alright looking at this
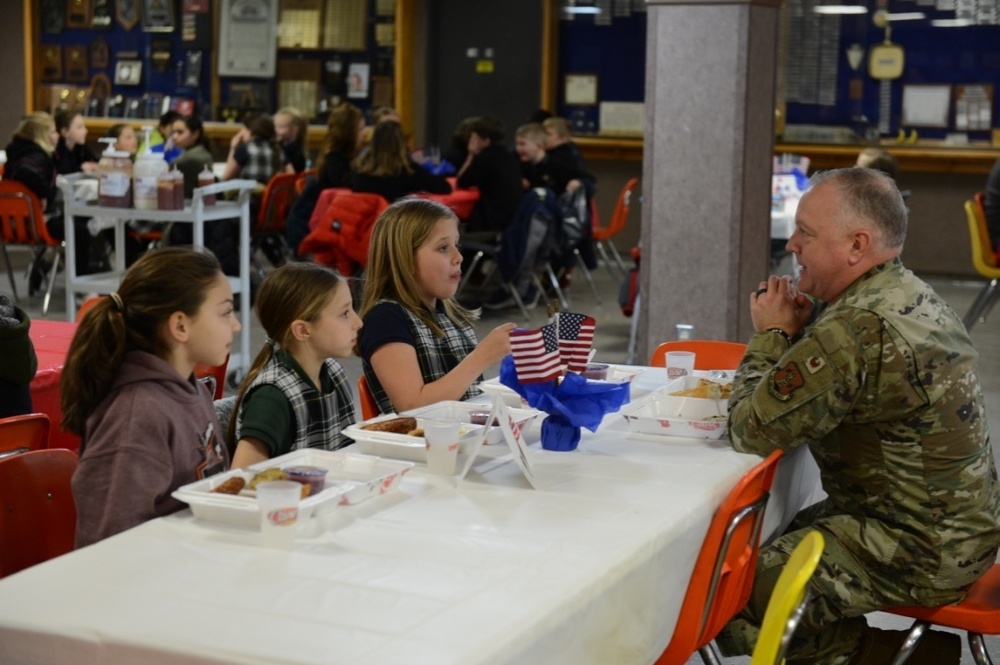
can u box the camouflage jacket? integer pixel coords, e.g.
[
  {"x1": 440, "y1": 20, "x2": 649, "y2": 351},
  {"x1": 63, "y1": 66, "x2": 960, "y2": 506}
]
[{"x1": 728, "y1": 258, "x2": 1000, "y2": 593}]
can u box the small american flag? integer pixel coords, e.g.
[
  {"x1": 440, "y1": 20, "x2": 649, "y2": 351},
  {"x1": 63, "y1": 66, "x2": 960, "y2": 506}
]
[
  {"x1": 510, "y1": 323, "x2": 562, "y2": 383},
  {"x1": 557, "y1": 312, "x2": 596, "y2": 372}
]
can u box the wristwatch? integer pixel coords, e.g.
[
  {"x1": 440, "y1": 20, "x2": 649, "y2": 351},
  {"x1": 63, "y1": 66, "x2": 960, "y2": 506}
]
[{"x1": 765, "y1": 328, "x2": 792, "y2": 347}]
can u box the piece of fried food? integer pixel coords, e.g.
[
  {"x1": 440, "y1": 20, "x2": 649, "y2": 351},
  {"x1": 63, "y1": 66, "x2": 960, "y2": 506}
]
[
  {"x1": 211, "y1": 476, "x2": 246, "y2": 495},
  {"x1": 360, "y1": 416, "x2": 418, "y2": 435},
  {"x1": 407, "y1": 427, "x2": 425, "y2": 437},
  {"x1": 248, "y1": 467, "x2": 287, "y2": 490},
  {"x1": 670, "y1": 379, "x2": 732, "y2": 399}
]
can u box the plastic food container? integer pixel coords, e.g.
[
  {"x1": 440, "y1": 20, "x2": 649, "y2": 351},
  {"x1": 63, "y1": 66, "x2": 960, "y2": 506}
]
[
  {"x1": 172, "y1": 450, "x2": 413, "y2": 527},
  {"x1": 282, "y1": 465, "x2": 327, "y2": 496},
  {"x1": 621, "y1": 383, "x2": 731, "y2": 440}
]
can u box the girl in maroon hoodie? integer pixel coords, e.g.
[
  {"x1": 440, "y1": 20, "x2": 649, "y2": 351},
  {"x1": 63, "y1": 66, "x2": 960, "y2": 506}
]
[{"x1": 61, "y1": 248, "x2": 241, "y2": 548}]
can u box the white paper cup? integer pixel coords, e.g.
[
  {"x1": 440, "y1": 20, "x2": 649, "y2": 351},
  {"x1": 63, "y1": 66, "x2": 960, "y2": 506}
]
[
  {"x1": 665, "y1": 351, "x2": 696, "y2": 379},
  {"x1": 257, "y1": 480, "x2": 301, "y2": 548},
  {"x1": 423, "y1": 419, "x2": 460, "y2": 475}
]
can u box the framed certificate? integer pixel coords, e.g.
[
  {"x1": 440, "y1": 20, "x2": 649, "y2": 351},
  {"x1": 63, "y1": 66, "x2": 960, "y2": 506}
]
[
  {"x1": 141, "y1": 0, "x2": 175, "y2": 32},
  {"x1": 115, "y1": 59, "x2": 143, "y2": 85},
  {"x1": 565, "y1": 74, "x2": 599, "y2": 106},
  {"x1": 218, "y1": 0, "x2": 278, "y2": 77}
]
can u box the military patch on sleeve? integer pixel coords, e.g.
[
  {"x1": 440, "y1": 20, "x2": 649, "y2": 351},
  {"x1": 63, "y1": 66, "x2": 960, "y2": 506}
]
[
  {"x1": 773, "y1": 362, "x2": 805, "y2": 397},
  {"x1": 805, "y1": 356, "x2": 826, "y2": 374}
]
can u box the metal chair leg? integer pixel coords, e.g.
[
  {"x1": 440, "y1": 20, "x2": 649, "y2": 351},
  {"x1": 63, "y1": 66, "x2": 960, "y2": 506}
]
[
  {"x1": 544, "y1": 264, "x2": 569, "y2": 310},
  {"x1": 0, "y1": 240, "x2": 17, "y2": 301},
  {"x1": 608, "y1": 241, "x2": 629, "y2": 275},
  {"x1": 42, "y1": 250, "x2": 60, "y2": 317},
  {"x1": 573, "y1": 248, "x2": 602, "y2": 304},
  {"x1": 697, "y1": 641, "x2": 724, "y2": 665},
  {"x1": 889, "y1": 621, "x2": 929, "y2": 665},
  {"x1": 595, "y1": 240, "x2": 625, "y2": 281},
  {"x1": 627, "y1": 293, "x2": 640, "y2": 364},
  {"x1": 507, "y1": 283, "x2": 531, "y2": 320},
  {"x1": 457, "y1": 250, "x2": 484, "y2": 294},
  {"x1": 963, "y1": 279, "x2": 998, "y2": 331},
  {"x1": 968, "y1": 633, "x2": 994, "y2": 665}
]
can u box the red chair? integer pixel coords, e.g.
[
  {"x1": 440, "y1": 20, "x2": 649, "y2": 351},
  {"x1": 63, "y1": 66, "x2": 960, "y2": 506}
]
[
  {"x1": 252, "y1": 172, "x2": 300, "y2": 276},
  {"x1": 358, "y1": 375, "x2": 380, "y2": 421},
  {"x1": 0, "y1": 448, "x2": 78, "y2": 578},
  {"x1": 299, "y1": 192, "x2": 390, "y2": 276},
  {"x1": 650, "y1": 340, "x2": 748, "y2": 371},
  {"x1": 0, "y1": 413, "x2": 51, "y2": 458},
  {"x1": 886, "y1": 565, "x2": 1000, "y2": 665},
  {"x1": 294, "y1": 168, "x2": 316, "y2": 195},
  {"x1": 195, "y1": 354, "x2": 230, "y2": 401},
  {"x1": 656, "y1": 450, "x2": 784, "y2": 665},
  {"x1": 0, "y1": 179, "x2": 63, "y2": 313},
  {"x1": 591, "y1": 177, "x2": 638, "y2": 280}
]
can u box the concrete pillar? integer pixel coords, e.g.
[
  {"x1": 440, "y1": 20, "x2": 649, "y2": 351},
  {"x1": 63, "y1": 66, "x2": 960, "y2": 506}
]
[{"x1": 638, "y1": 0, "x2": 781, "y2": 362}]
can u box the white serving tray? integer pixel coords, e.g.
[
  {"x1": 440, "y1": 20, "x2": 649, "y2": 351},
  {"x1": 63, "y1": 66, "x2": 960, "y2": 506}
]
[
  {"x1": 172, "y1": 449, "x2": 414, "y2": 527},
  {"x1": 345, "y1": 405, "x2": 539, "y2": 462},
  {"x1": 621, "y1": 384, "x2": 730, "y2": 440}
]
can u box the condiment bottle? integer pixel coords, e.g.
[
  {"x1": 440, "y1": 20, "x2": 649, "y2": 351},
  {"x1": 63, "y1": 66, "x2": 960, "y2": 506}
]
[
  {"x1": 172, "y1": 167, "x2": 185, "y2": 210},
  {"x1": 198, "y1": 165, "x2": 215, "y2": 206},
  {"x1": 133, "y1": 126, "x2": 167, "y2": 210},
  {"x1": 97, "y1": 137, "x2": 133, "y2": 208},
  {"x1": 157, "y1": 169, "x2": 175, "y2": 210}
]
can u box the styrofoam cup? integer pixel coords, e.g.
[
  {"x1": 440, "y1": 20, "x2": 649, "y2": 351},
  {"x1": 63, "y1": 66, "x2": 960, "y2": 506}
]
[
  {"x1": 257, "y1": 480, "x2": 300, "y2": 548},
  {"x1": 423, "y1": 420, "x2": 460, "y2": 475},
  {"x1": 665, "y1": 351, "x2": 696, "y2": 379}
]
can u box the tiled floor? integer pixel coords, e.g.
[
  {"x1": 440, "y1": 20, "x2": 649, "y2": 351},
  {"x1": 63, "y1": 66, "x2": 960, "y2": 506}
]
[{"x1": 6, "y1": 246, "x2": 999, "y2": 663}]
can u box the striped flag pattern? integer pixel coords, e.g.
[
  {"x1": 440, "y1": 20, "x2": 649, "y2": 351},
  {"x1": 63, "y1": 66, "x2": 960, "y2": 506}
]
[
  {"x1": 509, "y1": 323, "x2": 562, "y2": 383},
  {"x1": 557, "y1": 312, "x2": 596, "y2": 372}
]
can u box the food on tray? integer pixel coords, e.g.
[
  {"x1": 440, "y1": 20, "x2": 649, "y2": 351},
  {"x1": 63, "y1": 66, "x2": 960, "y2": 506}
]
[
  {"x1": 360, "y1": 416, "x2": 418, "y2": 435},
  {"x1": 580, "y1": 363, "x2": 610, "y2": 380},
  {"x1": 469, "y1": 410, "x2": 499, "y2": 426},
  {"x1": 283, "y1": 465, "x2": 327, "y2": 496},
  {"x1": 408, "y1": 427, "x2": 424, "y2": 437},
  {"x1": 248, "y1": 467, "x2": 287, "y2": 489},
  {"x1": 211, "y1": 476, "x2": 246, "y2": 495},
  {"x1": 670, "y1": 379, "x2": 732, "y2": 400},
  {"x1": 701, "y1": 415, "x2": 727, "y2": 422}
]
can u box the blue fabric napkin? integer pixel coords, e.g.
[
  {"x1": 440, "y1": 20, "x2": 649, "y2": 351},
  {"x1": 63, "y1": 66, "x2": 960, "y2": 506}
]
[{"x1": 499, "y1": 356, "x2": 631, "y2": 451}]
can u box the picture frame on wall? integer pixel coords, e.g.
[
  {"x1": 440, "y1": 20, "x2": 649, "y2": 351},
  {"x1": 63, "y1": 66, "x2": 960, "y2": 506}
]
[
  {"x1": 114, "y1": 59, "x2": 143, "y2": 86},
  {"x1": 67, "y1": 0, "x2": 92, "y2": 29},
  {"x1": 66, "y1": 46, "x2": 89, "y2": 82},
  {"x1": 116, "y1": 0, "x2": 140, "y2": 30},
  {"x1": 565, "y1": 73, "x2": 599, "y2": 106},
  {"x1": 141, "y1": 0, "x2": 175, "y2": 32},
  {"x1": 90, "y1": 37, "x2": 110, "y2": 69}
]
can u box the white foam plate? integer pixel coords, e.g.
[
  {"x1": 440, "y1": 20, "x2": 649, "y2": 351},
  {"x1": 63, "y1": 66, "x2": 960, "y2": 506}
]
[{"x1": 172, "y1": 449, "x2": 413, "y2": 527}]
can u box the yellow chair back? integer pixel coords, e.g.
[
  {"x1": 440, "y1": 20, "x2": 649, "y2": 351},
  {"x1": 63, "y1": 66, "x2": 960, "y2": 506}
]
[
  {"x1": 966, "y1": 197, "x2": 1000, "y2": 276},
  {"x1": 749, "y1": 530, "x2": 825, "y2": 665}
]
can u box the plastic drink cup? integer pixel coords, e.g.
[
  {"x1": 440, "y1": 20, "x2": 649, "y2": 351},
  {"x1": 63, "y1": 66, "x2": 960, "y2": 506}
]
[
  {"x1": 666, "y1": 351, "x2": 696, "y2": 379},
  {"x1": 257, "y1": 480, "x2": 301, "y2": 548},
  {"x1": 423, "y1": 420, "x2": 460, "y2": 475}
]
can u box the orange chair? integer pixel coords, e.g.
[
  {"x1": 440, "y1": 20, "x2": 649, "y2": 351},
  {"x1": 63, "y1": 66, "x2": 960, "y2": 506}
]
[
  {"x1": 358, "y1": 375, "x2": 380, "y2": 420},
  {"x1": 591, "y1": 177, "x2": 638, "y2": 280},
  {"x1": 0, "y1": 413, "x2": 51, "y2": 457},
  {"x1": 886, "y1": 565, "x2": 1000, "y2": 665},
  {"x1": 0, "y1": 448, "x2": 78, "y2": 578},
  {"x1": 294, "y1": 168, "x2": 316, "y2": 195},
  {"x1": 195, "y1": 354, "x2": 230, "y2": 401},
  {"x1": 0, "y1": 179, "x2": 63, "y2": 313},
  {"x1": 655, "y1": 450, "x2": 784, "y2": 665},
  {"x1": 962, "y1": 194, "x2": 1000, "y2": 332},
  {"x1": 650, "y1": 340, "x2": 748, "y2": 371},
  {"x1": 252, "y1": 172, "x2": 299, "y2": 276}
]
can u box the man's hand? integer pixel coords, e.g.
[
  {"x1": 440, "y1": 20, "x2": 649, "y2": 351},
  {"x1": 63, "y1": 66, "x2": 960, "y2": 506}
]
[{"x1": 750, "y1": 275, "x2": 813, "y2": 338}]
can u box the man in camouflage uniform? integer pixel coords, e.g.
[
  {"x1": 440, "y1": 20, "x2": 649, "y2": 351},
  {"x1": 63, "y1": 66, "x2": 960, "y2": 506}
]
[{"x1": 716, "y1": 167, "x2": 1000, "y2": 664}]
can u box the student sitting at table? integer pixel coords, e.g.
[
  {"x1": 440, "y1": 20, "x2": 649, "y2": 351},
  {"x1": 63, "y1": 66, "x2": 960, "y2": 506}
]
[
  {"x1": 53, "y1": 110, "x2": 98, "y2": 175},
  {"x1": 358, "y1": 198, "x2": 514, "y2": 413},
  {"x1": 104, "y1": 123, "x2": 138, "y2": 157},
  {"x1": 227, "y1": 263, "x2": 360, "y2": 468},
  {"x1": 284, "y1": 102, "x2": 366, "y2": 257},
  {"x1": 274, "y1": 106, "x2": 308, "y2": 174},
  {"x1": 349, "y1": 121, "x2": 451, "y2": 203},
  {"x1": 0, "y1": 295, "x2": 37, "y2": 419},
  {"x1": 221, "y1": 113, "x2": 283, "y2": 186},
  {"x1": 138, "y1": 110, "x2": 183, "y2": 164},
  {"x1": 515, "y1": 122, "x2": 592, "y2": 198},
  {"x1": 455, "y1": 115, "x2": 523, "y2": 236},
  {"x1": 170, "y1": 114, "x2": 214, "y2": 197},
  {"x1": 542, "y1": 116, "x2": 586, "y2": 173},
  {"x1": 62, "y1": 248, "x2": 237, "y2": 548},
  {"x1": 4, "y1": 111, "x2": 101, "y2": 285}
]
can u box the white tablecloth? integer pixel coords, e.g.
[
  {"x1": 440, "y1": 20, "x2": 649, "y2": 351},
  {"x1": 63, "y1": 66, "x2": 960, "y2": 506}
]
[{"x1": 0, "y1": 370, "x2": 819, "y2": 665}]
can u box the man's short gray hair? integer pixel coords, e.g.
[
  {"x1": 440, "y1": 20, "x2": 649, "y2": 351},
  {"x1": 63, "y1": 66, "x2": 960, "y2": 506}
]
[{"x1": 808, "y1": 167, "x2": 907, "y2": 249}]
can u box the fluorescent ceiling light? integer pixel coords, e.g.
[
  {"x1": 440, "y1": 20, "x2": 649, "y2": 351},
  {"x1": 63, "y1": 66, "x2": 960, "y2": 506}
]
[
  {"x1": 813, "y1": 5, "x2": 869, "y2": 14},
  {"x1": 563, "y1": 6, "x2": 601, "y2": 13},
  {"x1": 931, "y1": 18, "x2": 974, "y2": 26},
  {"x1": 887, "y1": 12, "x2": 926, "y2": 20}
]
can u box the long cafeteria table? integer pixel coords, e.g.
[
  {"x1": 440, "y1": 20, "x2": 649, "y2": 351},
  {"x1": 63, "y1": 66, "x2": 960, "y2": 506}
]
[{"x1": 0, "y1": 367, "x2": 819, "y2": 664}]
